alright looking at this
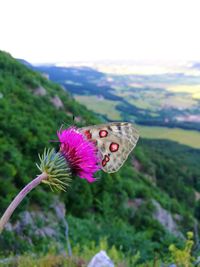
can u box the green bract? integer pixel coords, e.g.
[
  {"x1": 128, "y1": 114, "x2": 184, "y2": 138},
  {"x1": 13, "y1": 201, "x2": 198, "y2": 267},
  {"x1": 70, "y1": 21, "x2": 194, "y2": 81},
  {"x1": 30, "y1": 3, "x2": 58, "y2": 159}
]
[{"x1": 36, "y1": 148, "x2": 71, "y2": 191}]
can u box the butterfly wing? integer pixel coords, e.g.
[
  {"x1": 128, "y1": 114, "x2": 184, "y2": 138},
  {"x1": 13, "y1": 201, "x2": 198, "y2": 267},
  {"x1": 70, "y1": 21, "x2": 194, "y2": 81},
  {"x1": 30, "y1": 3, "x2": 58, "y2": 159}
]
[{"x1": 79, "y1": 122, "x2": 139, "y2": 173}]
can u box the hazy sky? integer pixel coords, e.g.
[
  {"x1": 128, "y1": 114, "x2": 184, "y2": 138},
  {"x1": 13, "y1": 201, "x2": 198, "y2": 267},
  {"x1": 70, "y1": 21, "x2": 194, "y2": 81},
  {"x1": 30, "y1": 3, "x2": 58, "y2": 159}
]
[{"x1": 1, "y1": 0, "x2": 200, "y2": 63}]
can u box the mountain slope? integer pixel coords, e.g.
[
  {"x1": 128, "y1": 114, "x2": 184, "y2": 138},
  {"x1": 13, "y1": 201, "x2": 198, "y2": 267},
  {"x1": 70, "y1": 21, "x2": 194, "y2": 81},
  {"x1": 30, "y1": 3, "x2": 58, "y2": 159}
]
[
  {"x1": 0, "y1": 51, "x2": 99, "y2": 213},
  {"x1": 1, "y1": 51, "x2": 200, "y2": 264}
]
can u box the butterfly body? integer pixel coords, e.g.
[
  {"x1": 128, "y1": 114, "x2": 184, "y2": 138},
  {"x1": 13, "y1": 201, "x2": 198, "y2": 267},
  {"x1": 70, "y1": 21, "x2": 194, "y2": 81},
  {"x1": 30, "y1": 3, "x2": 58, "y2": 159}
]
[{"x1": 79, "y1": 122, "x2": 139, "y2": 173}]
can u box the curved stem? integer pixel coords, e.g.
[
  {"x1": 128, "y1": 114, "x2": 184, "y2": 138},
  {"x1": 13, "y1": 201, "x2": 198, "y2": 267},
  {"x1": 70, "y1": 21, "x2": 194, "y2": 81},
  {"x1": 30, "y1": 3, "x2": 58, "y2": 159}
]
[{"x1": 0, "y1": 172, "x2": 48, "y2": 233}]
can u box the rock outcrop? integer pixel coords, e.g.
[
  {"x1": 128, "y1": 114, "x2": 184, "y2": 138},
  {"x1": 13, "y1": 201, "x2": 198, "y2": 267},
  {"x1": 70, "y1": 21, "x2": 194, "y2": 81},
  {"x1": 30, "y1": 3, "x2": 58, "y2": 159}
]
[
  {"x1": 3, "y1": 199, "x2": 71, "y2": 254},
  {"x1": 50, "y1": 95, "x2": 64, "y2": 109},
  {"x1": 152, "y1": 200, "x2": 184, "y2": 238},
  {"x1": 33, "y1": 86, "x2": 47, "y2": 96},
  {"x1": 88, "y1": 250, "x2": 114, "y2": 267}
]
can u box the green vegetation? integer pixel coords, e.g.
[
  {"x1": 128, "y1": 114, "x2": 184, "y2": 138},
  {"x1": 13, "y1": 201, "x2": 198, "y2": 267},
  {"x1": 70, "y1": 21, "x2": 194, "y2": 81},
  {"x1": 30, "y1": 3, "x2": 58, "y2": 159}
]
[
  {"x1": 169, "y1": 232, "x2": 195, "y2": 267},
  {"x1": 1, "y1": 51, "x2": 200, "y2": 266},
  {"x1": 0, "y1": 233, "x2": 197, "y2": 266}
]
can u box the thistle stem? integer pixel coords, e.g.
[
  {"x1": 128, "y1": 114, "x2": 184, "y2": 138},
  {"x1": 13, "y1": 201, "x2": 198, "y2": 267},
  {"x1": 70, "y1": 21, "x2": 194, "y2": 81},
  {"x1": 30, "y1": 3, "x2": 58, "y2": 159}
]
[{"x1": 0, "y1": 172, "x2": 48, "y2": 233}]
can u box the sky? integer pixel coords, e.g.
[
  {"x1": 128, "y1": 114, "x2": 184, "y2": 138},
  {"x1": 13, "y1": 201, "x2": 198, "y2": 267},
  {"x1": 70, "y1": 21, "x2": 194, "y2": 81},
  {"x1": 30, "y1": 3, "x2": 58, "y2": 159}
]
[{"x1": 1, "y1": 0, "x2": 200, "y2": 64}]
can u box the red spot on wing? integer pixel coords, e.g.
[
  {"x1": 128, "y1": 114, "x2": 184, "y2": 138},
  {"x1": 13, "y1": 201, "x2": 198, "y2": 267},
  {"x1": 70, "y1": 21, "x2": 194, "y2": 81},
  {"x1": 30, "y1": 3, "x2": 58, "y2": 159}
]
[
  {"x1": 84, "y1": 130, "x2": 92, "y2": 139},
  {"x1": 102, "y1": 155, "x2": 110, "y2": 167},
  {"x1": 109, "y1": 142, "x2": 119, "y2": 152},
  {"x1": 104, "y1": 155, "x2": 110, "y2": 162},
  {"x1": 102, "y1": 159, "x2": 107, "y2": 167},
  {"x1": 99, "y1": 130, "x2": 108, "y2": 138}
]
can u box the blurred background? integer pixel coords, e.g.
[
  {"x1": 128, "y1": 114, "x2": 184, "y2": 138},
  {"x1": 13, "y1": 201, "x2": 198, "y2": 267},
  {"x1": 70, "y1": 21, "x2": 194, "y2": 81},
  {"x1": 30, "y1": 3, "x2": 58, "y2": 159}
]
[{"x1": 1, "y1": 0, "x2": 200, "y2": 266}]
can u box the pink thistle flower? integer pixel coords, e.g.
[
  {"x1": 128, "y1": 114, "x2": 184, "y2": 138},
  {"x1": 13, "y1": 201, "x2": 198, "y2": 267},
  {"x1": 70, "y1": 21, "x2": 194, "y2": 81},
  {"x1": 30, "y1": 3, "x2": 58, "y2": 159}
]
[{"x1": 57, "y1": 127, "x2": 100, "y2": 183}]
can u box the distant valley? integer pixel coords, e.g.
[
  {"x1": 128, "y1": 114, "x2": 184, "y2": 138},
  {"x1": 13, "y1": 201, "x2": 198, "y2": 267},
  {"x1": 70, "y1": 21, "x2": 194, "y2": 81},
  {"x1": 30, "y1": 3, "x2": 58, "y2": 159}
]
[{"x1": 25, "y1": 60, "x2": 200, "y2": 148}]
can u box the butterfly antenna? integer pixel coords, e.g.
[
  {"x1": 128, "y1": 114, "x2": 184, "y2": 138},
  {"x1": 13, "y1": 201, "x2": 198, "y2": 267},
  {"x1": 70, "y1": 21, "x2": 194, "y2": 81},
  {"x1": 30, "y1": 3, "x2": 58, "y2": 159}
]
[
  {"x1": 59, "y1": 123, "x2": 65, "y2": 132},
  {"x1": 72, "y1": 115, "x2": 77, "y2": 127},
  {"x1": 60, "y1": 121, "x2": 71, "y2": 130},
  {"x1": 60, "y1": 114, "x2": 76, "y2": 130}
]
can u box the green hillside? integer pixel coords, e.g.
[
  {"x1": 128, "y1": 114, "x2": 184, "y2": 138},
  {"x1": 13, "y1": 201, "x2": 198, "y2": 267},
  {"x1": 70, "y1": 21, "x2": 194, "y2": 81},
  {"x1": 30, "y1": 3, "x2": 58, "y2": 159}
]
[{"x1": 1, "y1": 51, "x2": 200, "y2": 266}]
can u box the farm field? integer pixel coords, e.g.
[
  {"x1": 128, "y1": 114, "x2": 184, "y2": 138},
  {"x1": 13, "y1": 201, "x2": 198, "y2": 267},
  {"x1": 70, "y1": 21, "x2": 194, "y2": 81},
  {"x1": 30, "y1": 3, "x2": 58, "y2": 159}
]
[
  {"x1": 74, "y1": 95, "x2": 122, "y2": 120},
  {"x1": 34, "y1": 63, "x2": 200, "y2": 131},
  {"x1": 137, "y1": 124, "x2": 200, "y2": 149},
  {"x1": 167, "y1": 84, "x2": 200, "y2": 99},
  {"x1": 74, "y1": 95, "x2": 200, "y2": 148}
]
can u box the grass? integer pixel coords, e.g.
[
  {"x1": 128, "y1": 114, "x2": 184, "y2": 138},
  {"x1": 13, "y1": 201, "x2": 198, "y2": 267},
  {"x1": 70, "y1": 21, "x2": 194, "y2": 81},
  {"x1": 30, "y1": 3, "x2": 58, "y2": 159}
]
[
  {"x1": 74, "y1": 95, "x2": 122, "y2": 120},
  {"x1": 136, "y1": 124, "x2": 200, "y2": 149}
]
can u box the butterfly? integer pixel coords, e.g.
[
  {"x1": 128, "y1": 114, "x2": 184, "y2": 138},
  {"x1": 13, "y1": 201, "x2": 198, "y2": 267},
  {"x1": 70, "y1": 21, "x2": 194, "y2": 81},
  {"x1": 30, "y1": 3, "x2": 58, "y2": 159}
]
[{"x1": 79, "y1": 122, "x2": 139, "y2": 173}]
